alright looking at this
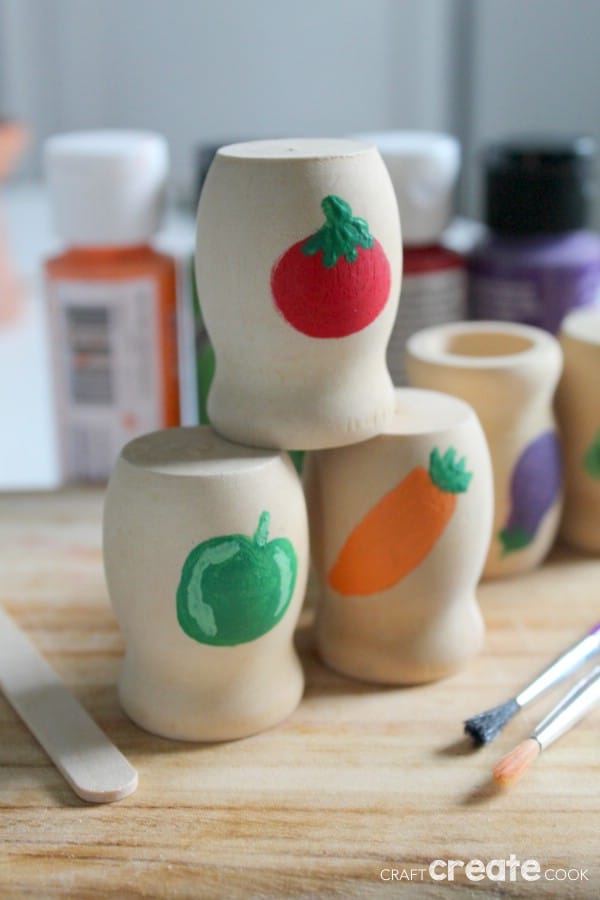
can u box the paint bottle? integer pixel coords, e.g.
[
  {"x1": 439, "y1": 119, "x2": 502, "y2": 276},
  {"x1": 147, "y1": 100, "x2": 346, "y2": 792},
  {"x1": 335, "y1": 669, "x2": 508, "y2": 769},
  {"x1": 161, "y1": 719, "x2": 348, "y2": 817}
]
[
  {"x1": 469, "y1": 136, "x2": 600, "y2": 334},
  {"x1": 0, "y1": 120, "x2": 28, "y2": 324},
  {"x1": 353, "y1": 131, "x2": 466, "y2": 384},
  {"x1": 44, "y1": 131, "x2": 180, "y2": 482}
]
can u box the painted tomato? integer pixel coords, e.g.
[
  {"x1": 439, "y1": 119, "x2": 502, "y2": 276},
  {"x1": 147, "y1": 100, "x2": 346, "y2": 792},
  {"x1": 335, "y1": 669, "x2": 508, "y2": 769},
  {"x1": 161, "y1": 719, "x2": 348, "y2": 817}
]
[{"x1": 270, "y1": 194, "x2": 391, "y2": 339}]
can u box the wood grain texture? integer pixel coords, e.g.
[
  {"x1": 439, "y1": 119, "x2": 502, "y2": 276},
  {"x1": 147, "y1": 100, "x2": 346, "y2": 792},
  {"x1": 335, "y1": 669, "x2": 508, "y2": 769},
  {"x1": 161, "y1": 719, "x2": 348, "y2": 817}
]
[{"x1": 0, "y1": 489, "x2": 598, "y2": 899}]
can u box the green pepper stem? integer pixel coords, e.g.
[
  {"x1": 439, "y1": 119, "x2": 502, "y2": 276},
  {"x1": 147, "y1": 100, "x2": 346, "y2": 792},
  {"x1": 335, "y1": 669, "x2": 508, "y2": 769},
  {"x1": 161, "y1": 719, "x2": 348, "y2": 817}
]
[
  {"x1": 253, "y1": 511, "x2": 271, "y2": 547},
  {"x1": 302, "y1": 194, "x2": 374, "y2": 268}
]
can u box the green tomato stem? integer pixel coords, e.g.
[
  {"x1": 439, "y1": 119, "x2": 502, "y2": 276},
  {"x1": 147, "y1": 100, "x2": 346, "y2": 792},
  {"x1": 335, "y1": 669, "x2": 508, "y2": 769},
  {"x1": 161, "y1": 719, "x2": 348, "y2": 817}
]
[{"x1": 301, "y1": 194, "x2": 374, "y2": 268}]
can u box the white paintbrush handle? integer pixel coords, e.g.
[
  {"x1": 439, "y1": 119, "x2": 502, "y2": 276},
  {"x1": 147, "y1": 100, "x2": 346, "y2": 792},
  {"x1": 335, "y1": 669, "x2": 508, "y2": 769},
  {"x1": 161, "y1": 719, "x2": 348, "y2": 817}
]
[
  {"x1": 0, "y1": 605, "x2": 138, "y2": 803},
  {"x1": 534, "y1": 665, "x2": 600, "y2": 750},
  {"x1": 516, "y1": 628, "x2": 600, "y2": 707}
]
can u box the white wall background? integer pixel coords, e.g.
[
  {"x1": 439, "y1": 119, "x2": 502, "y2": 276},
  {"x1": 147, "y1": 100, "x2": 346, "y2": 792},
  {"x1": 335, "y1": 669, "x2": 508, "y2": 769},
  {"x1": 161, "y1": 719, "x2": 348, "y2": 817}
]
[{"x1": 1, "y1": 0, "x2": 600, "y2": 219}]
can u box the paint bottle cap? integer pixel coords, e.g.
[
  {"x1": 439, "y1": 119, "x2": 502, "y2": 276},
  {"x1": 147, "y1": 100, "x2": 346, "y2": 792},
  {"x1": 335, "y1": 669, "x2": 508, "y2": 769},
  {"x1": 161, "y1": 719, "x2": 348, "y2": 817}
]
[
  {"x1": 44, "y1": 130, "x2": 169, "y2": 246},
  {"x1": 484, "y1": 135, "x2": 596, "y2": 235},
  {"x1": 351, "y1": 131, "x2": 460, "y2": 245}
]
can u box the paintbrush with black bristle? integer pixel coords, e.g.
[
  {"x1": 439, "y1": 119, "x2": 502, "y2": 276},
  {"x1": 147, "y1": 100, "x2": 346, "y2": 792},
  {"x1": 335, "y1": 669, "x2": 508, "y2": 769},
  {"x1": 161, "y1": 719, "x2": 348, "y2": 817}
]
[{"x1": 464, "y1": 621, "x2": 600, "y2": 745}]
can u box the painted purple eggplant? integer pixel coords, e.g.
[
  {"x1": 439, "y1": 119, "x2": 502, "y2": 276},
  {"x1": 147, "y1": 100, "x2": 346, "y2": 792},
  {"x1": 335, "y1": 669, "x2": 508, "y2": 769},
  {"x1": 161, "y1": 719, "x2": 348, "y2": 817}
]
[{"x1": 499, "y1": 431, "x2": 562, "y2": 554}]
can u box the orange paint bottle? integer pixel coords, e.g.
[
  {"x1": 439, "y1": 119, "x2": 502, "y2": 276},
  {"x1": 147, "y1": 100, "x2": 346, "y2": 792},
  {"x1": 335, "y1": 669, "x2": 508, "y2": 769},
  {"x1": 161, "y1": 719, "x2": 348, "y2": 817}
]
[{"x1": 44, "y1": 131, "x2": 179, "y2": 482}]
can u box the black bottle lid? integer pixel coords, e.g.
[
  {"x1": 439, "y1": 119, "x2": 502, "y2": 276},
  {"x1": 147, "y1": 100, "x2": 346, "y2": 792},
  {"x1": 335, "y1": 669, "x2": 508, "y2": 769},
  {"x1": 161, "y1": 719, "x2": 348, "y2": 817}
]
[{"x1": 484, "y1": 135, "x2": 596, "y2": 235}]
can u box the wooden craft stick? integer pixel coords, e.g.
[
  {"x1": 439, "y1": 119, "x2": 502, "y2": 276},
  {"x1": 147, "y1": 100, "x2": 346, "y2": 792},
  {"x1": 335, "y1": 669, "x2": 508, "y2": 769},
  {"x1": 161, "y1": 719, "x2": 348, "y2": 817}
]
[{"x1": 0, "y1": 605, "x2": 138, "y2": 803}]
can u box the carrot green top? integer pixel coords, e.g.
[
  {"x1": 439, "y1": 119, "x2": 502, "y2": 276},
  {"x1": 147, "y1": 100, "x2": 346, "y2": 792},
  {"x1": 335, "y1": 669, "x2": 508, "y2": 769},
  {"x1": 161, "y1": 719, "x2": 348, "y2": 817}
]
[
  {"x1": 302, "y1": 195, "x2": 374, "y2": 268},
  {"x1": 429, "y1": 447, "x2": 472, "y2": 493}
]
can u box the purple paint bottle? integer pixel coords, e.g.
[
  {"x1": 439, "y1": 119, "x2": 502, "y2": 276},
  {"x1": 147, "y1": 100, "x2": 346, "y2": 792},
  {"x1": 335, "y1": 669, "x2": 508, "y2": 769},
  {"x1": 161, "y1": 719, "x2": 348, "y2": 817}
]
[{"x1": 469, "y1": 136, "x2": 600, "y2": 334}]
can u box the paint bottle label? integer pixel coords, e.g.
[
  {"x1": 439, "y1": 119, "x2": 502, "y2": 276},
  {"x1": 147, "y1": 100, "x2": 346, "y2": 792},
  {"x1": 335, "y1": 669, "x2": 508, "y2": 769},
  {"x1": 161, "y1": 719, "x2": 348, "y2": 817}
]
[
  {"x1": 47, "y1": 277, "x2": 165, "y2": 481},
  {"x1": 469, "y1": 263, "x2": 600, "y2": 333},
  {"x1": 387, "y1": 267, "x2": 467, "y2": 385}
]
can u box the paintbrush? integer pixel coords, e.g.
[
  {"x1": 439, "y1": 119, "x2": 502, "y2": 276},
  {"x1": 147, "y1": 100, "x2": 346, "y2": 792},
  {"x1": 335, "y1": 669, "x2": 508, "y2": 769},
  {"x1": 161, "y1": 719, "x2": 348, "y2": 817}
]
[
  {"x1": 493, "y1": 664, "x2": 600, "y2": 786},
  {"x1": 464, "y1": 622, "x2": 600, "y2": 744}
]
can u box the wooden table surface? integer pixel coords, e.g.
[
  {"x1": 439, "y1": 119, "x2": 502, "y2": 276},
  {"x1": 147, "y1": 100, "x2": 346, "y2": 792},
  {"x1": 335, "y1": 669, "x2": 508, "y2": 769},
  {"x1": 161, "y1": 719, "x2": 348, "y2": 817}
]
[{"x1": 0, "y1": 489, "x2": 598, "y2": 899}]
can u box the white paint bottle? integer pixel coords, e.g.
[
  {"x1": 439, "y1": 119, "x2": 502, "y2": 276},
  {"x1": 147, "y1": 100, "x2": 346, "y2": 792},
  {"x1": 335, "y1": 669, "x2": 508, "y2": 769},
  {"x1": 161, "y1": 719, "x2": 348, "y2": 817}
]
[{"x1": 353, "y1": 131, "x2": 466, "y2": 385}]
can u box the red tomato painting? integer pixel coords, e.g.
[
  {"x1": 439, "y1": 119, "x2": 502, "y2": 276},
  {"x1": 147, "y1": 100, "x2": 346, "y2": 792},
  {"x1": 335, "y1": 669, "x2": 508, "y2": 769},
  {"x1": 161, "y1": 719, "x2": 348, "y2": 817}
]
[{"x1": 270, "y1": 195, "x2": 391, "y2": 339}]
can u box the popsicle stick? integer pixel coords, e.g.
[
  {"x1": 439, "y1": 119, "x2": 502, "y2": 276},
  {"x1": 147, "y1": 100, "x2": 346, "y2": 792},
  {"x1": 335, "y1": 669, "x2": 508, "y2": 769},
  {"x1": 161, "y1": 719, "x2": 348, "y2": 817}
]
[{"x1": 0, "y1": 605, "x2": 138, "y2": 803}]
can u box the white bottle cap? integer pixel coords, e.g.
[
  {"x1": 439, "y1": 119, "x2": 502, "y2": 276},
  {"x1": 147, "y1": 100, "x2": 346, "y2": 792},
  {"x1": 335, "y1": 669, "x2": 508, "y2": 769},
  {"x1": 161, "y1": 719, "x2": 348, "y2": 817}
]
[
  {"x1": 44, "y1": 130, "x2": 169, "y2": 246},
  {"x1": 352, "y1": 131, "x2": 460, "y2": 245}
]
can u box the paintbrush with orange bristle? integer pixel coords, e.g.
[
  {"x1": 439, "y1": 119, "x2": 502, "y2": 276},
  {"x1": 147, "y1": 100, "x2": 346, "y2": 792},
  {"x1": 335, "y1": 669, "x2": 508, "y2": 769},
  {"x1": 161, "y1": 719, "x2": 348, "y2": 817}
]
[{"x1": 493, "y1": 665, "x2": 600, "y2": 787}]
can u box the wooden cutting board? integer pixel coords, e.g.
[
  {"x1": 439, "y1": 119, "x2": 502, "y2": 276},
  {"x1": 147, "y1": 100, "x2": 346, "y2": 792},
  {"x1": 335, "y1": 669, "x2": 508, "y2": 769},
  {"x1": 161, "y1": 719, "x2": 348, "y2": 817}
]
[{"x1": 0, "y1": 489, "x2": 598, "y2": 898}]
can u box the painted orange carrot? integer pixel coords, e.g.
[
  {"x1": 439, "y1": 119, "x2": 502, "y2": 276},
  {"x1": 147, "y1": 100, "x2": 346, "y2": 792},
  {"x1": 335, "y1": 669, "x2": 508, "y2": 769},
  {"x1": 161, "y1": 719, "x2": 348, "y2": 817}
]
[{"x1": 328, "y1": 447, "x2": 472, "y2": 596}]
